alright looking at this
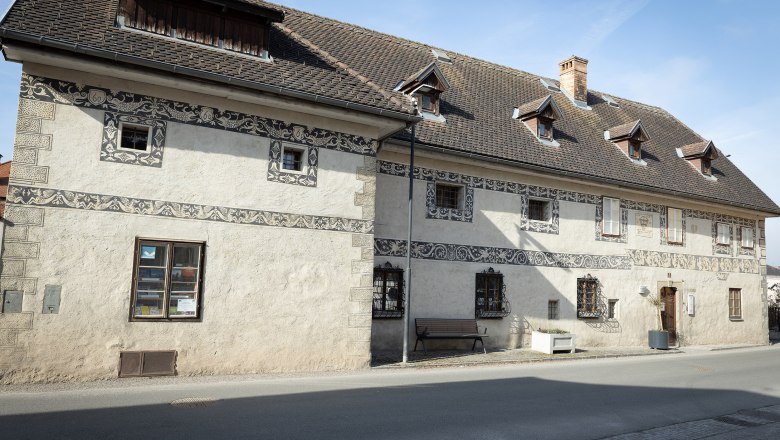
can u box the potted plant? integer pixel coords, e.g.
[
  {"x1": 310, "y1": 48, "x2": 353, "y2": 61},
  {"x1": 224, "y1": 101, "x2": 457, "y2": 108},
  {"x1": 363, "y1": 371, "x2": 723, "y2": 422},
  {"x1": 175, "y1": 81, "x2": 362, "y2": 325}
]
[
  {"x1": 531, "y1": 328, "x2": 576, "y2": 354},
  {"x1": 646, "y1": 293, "x2": 669, "y2": 349}
]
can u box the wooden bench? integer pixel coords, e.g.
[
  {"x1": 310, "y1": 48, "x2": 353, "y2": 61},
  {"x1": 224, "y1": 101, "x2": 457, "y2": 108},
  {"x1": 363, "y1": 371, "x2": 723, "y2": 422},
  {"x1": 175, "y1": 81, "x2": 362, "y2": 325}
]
[{"x1": 414, "y1": 318, "x2": 488, "y2": 354}]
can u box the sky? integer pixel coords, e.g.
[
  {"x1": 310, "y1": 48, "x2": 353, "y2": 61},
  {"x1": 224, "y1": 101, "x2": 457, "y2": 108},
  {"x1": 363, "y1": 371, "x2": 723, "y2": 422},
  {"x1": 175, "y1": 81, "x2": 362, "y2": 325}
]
[{"x1": 1, "y1": 0, "x2": 779, "y2": 264}]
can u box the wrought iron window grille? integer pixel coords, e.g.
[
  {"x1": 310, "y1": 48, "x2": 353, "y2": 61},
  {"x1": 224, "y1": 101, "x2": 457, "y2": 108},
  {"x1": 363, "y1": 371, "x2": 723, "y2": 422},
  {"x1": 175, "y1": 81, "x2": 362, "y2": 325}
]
[
  {"x1": 373, "y1": 262, "x2": 405, "y2": 319},
  {"x1": 577, "y1": 273, "x2": 601, "y2": 319},
  {"x1": 475, "y1": 267, "x2": 511, "y2": 319}
]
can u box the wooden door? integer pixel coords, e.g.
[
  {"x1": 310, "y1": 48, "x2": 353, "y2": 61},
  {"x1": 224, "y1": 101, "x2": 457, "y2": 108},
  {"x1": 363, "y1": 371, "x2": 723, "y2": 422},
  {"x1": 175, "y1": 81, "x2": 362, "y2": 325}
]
[{"x1": 661, "y1": 287, "x2": 677, "y2": 345}]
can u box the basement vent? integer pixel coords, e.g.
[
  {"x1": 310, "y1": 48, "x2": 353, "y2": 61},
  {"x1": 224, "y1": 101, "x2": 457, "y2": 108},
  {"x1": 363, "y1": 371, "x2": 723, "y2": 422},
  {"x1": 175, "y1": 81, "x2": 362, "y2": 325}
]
[
  {"x1": 431, "y1": 48, "x2": 452, "y2": 64},
  {"x1": 602, "y1": 94, "x2": 620, "y2": 108},
  {"x1": 539, "y1": 78, "x2": 560, "y2": 92},
  {"x1": 119, "y1": 350, "x2": 177, "y2": 377}
]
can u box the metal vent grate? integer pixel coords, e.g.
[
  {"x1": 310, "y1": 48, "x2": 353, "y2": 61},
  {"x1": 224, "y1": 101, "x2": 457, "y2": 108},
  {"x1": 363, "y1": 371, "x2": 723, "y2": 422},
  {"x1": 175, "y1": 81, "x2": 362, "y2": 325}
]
[{"x1": 119, "y1": 350, "x2": 177, "y2": 377}]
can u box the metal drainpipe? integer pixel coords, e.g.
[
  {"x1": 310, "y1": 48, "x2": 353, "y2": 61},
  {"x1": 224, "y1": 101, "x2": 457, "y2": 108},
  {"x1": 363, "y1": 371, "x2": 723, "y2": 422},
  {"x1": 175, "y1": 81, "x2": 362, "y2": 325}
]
[{"x1": 402, "y1": 124, "x2": 416, "y2": 364}]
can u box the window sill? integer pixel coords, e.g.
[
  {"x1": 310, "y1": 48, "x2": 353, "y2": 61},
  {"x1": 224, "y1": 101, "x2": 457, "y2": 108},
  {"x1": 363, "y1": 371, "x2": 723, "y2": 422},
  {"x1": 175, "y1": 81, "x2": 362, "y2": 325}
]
[
  {"x1": 130, "y1": 317, "x2": 202, "y2": 322},
  {"x1": 372, "y1": 312, "x2": 404, "y2": 319},
  {"x1": 729, "y1": 318, "x2": 744, "y2": 322}
]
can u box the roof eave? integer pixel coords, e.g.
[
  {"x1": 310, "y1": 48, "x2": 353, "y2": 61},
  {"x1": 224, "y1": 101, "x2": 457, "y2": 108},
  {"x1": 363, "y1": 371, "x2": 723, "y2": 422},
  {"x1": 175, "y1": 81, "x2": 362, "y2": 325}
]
[{"x1": 0, "y1": 29, "x2": 422, "y2": 123}]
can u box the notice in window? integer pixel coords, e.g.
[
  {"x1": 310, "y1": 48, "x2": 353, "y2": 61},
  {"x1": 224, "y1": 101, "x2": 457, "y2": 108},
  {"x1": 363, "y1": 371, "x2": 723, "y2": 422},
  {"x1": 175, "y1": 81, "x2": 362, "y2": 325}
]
[
  {"x1": 141, "y1": 246, "x2": 157, "y2": 259},
  {"x1": 636, "y1": 214, "x2": 652, "y2": 238},
  {"x1": 177, "y1": 299, "x2": 197, "y2": 313}
]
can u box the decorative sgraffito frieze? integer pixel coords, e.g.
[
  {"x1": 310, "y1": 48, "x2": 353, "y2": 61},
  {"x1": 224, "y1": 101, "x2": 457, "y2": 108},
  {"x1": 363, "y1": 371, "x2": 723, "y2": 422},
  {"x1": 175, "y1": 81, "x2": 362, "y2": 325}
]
[
  {"x1": 374, "y1": 238, "x2": 632, "y2": 270},
  {"x1": 20, "y1": 74, "x2": 377, "y2": 157},
  {"x1": 101, "y1": 113, "x2": 167, "y2": 167},
  {"x1": 7, "y1": 185, "x2": 373, "y2": 234},
  {"x1": 520, "y1": 194, "x2": 560, "y2": 234},
  {"x1": 737, "y1": 226, "x2": 757, "y2": 257},
  {"x1": 266, "y1": 140, "x2": 318, "y2": 187},
  {"x1": 712, "y1": 222, "x2": 733, "y2": 256},
  {"x1": 627, "y1": 249, "x2": 758, "y2": 274},
  {"x1": 425, "y1": 181, "x2": 474, "y2": 222}
]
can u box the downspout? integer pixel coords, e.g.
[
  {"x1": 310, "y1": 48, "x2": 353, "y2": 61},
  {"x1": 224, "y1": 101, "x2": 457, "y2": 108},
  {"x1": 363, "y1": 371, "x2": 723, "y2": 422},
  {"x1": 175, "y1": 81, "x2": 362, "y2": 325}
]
[{"x1": 402, "y1": 100, "x2": 420, "y2": 364}]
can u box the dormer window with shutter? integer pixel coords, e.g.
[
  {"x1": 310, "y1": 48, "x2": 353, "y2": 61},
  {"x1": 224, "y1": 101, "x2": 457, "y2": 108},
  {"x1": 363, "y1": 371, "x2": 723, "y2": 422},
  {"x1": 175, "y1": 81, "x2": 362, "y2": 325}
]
[
  {"x1": 397, "y1": 62, "x2": 450, "y2": 122},
  {"x1": 116, "y1": 0, "x2": 285, "y2": 58},
  {"x1": 678, "y1": 140, "x2": 720, "y2": 179},
  {"x1": 512, "y1": 95, "x2": 562, "y2": 147},
  {"x1": 605, "y1": 120, "x2": 649, "y2": 165}
]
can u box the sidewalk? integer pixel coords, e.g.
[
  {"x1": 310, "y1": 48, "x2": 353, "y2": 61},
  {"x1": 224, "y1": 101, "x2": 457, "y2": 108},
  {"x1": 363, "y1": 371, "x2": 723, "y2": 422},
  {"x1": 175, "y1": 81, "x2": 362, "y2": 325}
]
[{"x1": 372, "y1": 343, "x2": 765, "y2": 369}]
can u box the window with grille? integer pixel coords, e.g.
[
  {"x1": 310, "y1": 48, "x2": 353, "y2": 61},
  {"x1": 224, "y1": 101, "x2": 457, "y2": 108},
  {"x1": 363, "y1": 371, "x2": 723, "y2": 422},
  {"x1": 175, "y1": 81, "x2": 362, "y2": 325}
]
[
  {"x1": 577, "y1": 275, "x2": 600, "y2": 318},
  {"x1": 729, "y1": 288, "x2": 742, "y2": 320},
  {"x1": 741, "y1": 227, "x2": 754, "y2": 248},
  {"x1": 282, "y1": 148, "x2": 304, "y2": 172},
  {"x1": 528, "y1": 199, "x2": 551, "y2": 222},
  {"x1": 667, "y1": 207, "x2": 683, "y2": 243},
  {"x1": 373, "y1": 264, "x2": 404, "y2": 318},
  {"x1": 548, "y1": 300, "x2": 559, "y2": 320},
  {"x1": 131, "y1": 239, "x2": 204, "y2": 321},
  {"x1": 475, "y1": 268, "x2": 510, "y2": 318},
  {"x1": 602, "y1": 197, "x2": 620, "y2": 236},
  {"x1": 117, "y1": 0, "x2": 271, "y2": 57},
  {"x1": 435, "y1": 183, "x2": 462, "y2": 210},
  {"x1": 120, "y1": 124, "x2": 150, "y2": 151}
]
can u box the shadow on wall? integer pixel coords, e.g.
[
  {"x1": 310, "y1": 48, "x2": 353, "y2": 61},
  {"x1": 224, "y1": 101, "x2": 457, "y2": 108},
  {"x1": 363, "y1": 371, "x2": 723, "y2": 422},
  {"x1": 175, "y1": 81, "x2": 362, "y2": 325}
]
[{"x1": 1, "y1": 377, "x2": 779, "y2": 440}]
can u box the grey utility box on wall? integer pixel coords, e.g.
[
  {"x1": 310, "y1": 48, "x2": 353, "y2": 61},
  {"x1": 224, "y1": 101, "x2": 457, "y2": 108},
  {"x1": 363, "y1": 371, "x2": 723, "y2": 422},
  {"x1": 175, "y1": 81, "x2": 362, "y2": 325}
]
[
  {"x1": 42, "y1": 285, "x2": 62, "y2": 314},
  {"x1": 2, "y1": 290, "x2": 23, "y2": 313}
]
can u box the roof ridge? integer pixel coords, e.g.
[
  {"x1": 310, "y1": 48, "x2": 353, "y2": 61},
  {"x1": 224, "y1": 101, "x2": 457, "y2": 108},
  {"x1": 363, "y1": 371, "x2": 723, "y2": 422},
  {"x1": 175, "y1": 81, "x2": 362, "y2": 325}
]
[{"x1": 274, "y1": 21, "x2": 413, "y2": 113}]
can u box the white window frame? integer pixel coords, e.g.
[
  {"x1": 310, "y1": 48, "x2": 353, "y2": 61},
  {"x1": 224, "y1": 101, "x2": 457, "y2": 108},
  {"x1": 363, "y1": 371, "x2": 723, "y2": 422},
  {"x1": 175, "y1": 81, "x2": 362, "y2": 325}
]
[
  {"x1": 667, "y1": 207, "x2": 683, "y2": 243},
  {"x1": 281, "y1": 145, "x2": 307, "y2": 174},
  {"x1": 716, "y1": 223, "x2": 730, "y2": 245},
  {"x1": 741, "y1": 227, "x2": 754, "y2": 248},
  {"x1": 602, "y1": 197, "x2": 620, "y2": 236}
]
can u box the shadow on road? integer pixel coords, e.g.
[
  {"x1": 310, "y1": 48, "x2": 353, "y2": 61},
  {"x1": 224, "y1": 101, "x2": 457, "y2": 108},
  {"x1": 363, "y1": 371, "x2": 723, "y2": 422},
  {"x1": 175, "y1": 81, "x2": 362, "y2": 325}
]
[{"x1": 1, "y1": 377, "x2": 778, "y2": 440}]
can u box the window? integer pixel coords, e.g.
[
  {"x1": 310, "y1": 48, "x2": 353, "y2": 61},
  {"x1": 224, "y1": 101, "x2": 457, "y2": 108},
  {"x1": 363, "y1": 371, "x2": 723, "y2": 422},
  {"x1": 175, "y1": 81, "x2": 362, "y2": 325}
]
[
  {"x1": 475, "y1": 268, "x2": 509, "y2": 318},
  {"x1": 117, "y1": 0, "x2": 272, "y2": 57},
  {"x1": 435, "y1": 183, "x2": 462, "y2": 210},
  {"x1": 120, "y1": 123, "x2": 150, "y2": 151},
  {"x1": 577, "y1": 275, "x2": 599, "y2": 318},
  {"x1": 717, "y1": 223, "x2": 730, "y2": 245},
  {"x1": 701, "y1": 158, "x2": 712, "y2": 176},
  {"x1": 131, "y1": 239, "x2": 204, "y2": 320},
  {"x1": 608, "y1": 299, "x2": 618, "y2": 319},
  {"x1": 628, "y1": 140, "x2": 641, "y2": 159},
  {"x1": 602, "y1": 197, "x2": 620, "y2": 236},
  {"x1": 373, "y1": 264, "x2": 404, "y2": 318},
  {"x1": 741, "y1": 227, "x2": 754, "y2": 248},
  {"x1": 528, "y1": 199, "x2": 551, "y2": 222},
  {"x1": 538, "y1": 119, "x2": 553, "y2": 140},
  {"x1": 282, "y1": 148, "x2": 304, "y2": 172},
  {"x1": 729, "y1": 288, "x2": 742, "y2": 320},
  {"x1": 667, "y1": 207, "x2": 683, "y2": 243},
  {"x1": 548, "y1": 300, "x2": 559, "y2": 320},
  {"x1": 414, "y1": 92, "x2": 439, "y2": 114}
]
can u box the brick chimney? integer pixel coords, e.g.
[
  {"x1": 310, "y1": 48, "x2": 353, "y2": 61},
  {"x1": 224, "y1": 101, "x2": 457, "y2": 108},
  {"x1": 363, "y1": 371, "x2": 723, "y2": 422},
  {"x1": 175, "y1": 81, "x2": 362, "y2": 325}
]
[{"x1": 559, "y1": 55, "x2": 588, "y2": 103}]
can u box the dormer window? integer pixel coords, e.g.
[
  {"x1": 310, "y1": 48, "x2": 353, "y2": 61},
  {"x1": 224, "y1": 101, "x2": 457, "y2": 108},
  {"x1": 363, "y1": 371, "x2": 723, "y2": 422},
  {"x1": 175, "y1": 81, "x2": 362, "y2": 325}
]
[
  {"x1": 398, "y1": 62, "x2": 450, "y2": 120},
  {"x1": 116, "y1": 0, "x2": 284, "y2": 58},
  {"x1": 679, "y1": 140, "x2": 720, "y2": 178},
  {"x1": 512, "y1": 95, "x2": 562, "y2": 147},
  {"x1": 606, "y1": 120, "x2": 649, "y2": 164}
]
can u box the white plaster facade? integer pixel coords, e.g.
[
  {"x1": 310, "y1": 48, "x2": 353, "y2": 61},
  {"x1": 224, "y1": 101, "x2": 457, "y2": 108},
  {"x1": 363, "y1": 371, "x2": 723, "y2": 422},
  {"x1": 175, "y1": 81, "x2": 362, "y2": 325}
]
[
  {"x1": 0, "y1": 61, "x2": 406, "y2": 383},
  {"x1": 372, "y1": 145, "x2": 769, "y2": 351}
]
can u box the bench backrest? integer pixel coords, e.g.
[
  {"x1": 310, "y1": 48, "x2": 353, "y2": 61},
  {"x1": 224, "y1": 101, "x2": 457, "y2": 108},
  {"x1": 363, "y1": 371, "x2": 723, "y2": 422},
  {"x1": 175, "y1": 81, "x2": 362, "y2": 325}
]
[{"x1": 415, "y1": 318, "x2": 479, "y2": 335}]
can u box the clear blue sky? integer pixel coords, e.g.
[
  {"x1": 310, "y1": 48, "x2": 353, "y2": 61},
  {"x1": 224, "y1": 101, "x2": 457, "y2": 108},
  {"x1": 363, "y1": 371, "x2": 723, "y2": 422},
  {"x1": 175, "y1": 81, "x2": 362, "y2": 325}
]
[{"x1": 2, "y1": 0, "x2": 779, "y2": 264}]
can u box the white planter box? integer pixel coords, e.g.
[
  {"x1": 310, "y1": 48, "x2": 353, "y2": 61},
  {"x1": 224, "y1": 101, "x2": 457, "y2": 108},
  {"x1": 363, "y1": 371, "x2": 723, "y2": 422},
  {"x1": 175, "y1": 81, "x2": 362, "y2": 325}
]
[{"x1": 531, "y1": 331, "x2": 576, "y2": 354}]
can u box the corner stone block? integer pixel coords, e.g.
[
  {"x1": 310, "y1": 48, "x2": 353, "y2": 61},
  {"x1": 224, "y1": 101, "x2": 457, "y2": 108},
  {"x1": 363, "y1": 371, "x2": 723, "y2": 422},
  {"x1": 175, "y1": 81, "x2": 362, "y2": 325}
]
[
  {"x1": 12, "y1": 148, "x2": 38, "y2": 165},
  {"x1": 0, "y1": 348, "x2": 25, "y2": 367},
  {"x1": 0, "y1": 312, "x2": 33, "y2": 330},
  {"x1": 18, "y1": 99, "x2": 55, "y2": 120},
  {"x1": 361, "y1": 246, "x2": 374, "y2": 260},
  {"x1": 14, "y1": 133, "x2": 52, "y2": 150},
  {"x1": 349, "y1": 287, "x2": 373, "y2": 301},
  {"x1": 1, "y1": 260, "x2": 26, "y2": 277},
  {"x1": 347, "y1": 328, "x2": 372, "y2": 342},
  {"x1": 4, "y1": 206, "x2": 45, "y2": 226},
  {"x1": 2, "y1": 242, "x2": 40, "y2": 259},
  {"x1": 347, "y1": 340, "x2": 371, "y2": 356},
  {"x1": 0, "y1": 277, "x2": 37, "y2": 295},
  {"x1": 10, "y1": 164, "x2": 49, "y2": 184},
  {"x1": 0, "y1": 331, "x2": 17, "y2": 346},
  {"x1": 4, "y1": 225, "x2": 29, "y2": 242},
  {"x1": 351, "y1": 259, "x2": 373, "y2": 275},
  {"x1": 360, "y1": 274, "x2": 373, "y2": 288},
  {"x1": 352, "y1": 234, "x2": 373, "y2": 248},
  {"x1": 348, "y1": 313, "x2": 372, "y2": 328},
  {"x1": 16, "y1": 117, "x2": 42, "y2": 134}
]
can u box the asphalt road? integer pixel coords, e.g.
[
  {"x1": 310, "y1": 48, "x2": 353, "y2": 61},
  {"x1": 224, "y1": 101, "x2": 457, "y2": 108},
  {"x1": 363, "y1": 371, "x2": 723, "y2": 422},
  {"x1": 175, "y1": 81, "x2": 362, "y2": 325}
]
[{"x1": 2, "y1": 346, "x2": 780, "y2": 439}]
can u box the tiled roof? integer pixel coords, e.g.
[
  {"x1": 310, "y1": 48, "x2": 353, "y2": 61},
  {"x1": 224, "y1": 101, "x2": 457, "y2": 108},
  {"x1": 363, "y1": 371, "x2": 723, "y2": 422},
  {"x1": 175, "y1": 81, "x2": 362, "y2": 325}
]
[
  {"x1": 680, "y1": 140, "x2": 716, "y2": 159},
  {"x1": 515, "y1": 95, "x2": 554, "y2": 120},
  {"x1": 279, "y1": 6, "x2": 779, "y2": 214},
  {"x1": 1, "y1": 1, "x2": 777, "y2": 214},
  {"x1": 0, "y1": 0, "x2": 415, "y2": 117},
  {"x1": 607, "y1": 120, "x2": 641, "y2": 140}
]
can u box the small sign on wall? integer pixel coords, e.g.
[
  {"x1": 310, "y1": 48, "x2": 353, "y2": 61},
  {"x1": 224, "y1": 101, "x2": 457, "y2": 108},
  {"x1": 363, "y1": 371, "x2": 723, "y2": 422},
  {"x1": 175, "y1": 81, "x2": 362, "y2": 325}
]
[{"x1": 636, "y1": 213, "x2": 652, "y2": 237}]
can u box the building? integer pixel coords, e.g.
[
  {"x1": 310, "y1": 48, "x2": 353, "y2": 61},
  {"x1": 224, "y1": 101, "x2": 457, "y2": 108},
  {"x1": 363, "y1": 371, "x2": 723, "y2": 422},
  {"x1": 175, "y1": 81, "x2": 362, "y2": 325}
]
[
  {"x1": 0, "y1": 160, "x2": 10, "y2": 217},
  {"x1": 0, "y1": 1, "x2": 777, "y2": 383}
]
